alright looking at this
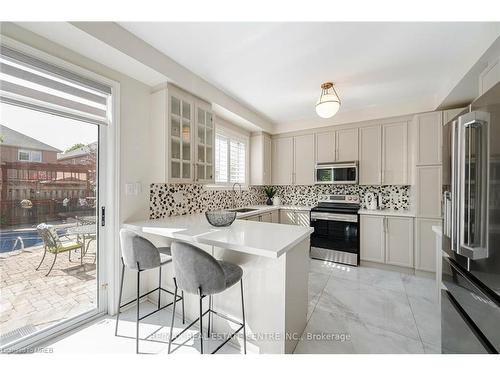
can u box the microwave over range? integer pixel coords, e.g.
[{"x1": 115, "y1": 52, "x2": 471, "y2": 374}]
[{"x1": 315, "y1": 161, "x2": 358, "y2": 184}]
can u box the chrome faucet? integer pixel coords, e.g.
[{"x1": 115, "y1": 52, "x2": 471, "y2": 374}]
[{"x1": 232, "y1": 182, "x2": 242, "y2": 208}]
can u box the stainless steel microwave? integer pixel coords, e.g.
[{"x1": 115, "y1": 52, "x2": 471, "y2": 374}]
[{"x1": 315, "y1": 162, "x2": 358, "y2": 184}]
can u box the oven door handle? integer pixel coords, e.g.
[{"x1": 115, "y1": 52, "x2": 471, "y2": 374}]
[{"x1": 310, "y1": 212, "x2": 358, "y2": 223}]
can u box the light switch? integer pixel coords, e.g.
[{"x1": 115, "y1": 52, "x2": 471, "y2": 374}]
[
  {"x1": 125, "y1": 182, "x2": 142, "y2": 196},
  {"x1": 125, "y1": 183, "x2": 135, "y2": 196}
]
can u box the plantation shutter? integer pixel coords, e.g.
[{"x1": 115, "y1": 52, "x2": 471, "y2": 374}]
[
  {"x1": 229, "y1": 139, "x2": 246, "y2": 183},
  {"x1": 215, "y1": 134, "x2": 228, "y2": 183},
  {"x1": 0, "y1": 44, "x2": 111, "y2": 125}
]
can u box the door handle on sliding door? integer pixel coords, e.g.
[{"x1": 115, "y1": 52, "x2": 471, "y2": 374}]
[{"x1": 457, "y1": 113, "x2": 489, "y2": 260}]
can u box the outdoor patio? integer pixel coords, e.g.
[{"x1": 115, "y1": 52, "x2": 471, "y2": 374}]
[{"x1": 0, "y1": 239, "x2": 96, "y2": 346}]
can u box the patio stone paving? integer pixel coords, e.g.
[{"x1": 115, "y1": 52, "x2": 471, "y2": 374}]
[{"x1": 0, "y1": 240, "x2": 96, "y2": 346}]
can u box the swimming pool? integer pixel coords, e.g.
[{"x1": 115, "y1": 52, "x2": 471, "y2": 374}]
[{"x1": 0, "y1": 229, "x2": 67, "y2": 253}]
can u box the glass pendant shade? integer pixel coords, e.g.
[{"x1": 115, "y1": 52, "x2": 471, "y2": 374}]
[{"x1": 316, "y1": 82, "x2": 341, "y2": 118}]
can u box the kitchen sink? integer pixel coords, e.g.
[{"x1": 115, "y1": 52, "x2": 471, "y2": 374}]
[{"x1": 229, "y1": 208, "x2": 259, "y2": 213}]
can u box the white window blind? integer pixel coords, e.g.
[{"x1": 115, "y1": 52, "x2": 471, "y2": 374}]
[
  {"x1": 215, "y1": 132, "x2": 247, "y2": 185},
  {"x1": 0, "y1": 45, "x2": 111, "y2": 125},
  {"x1": 215, "y1": 135, "x2": 228, "y2": 183},
  {"x1": 229, "y1": 140, "x2": 246, "y2": 183}
]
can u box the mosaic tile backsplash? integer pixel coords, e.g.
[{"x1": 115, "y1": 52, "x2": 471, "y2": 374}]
[{"x1": 150, "y1": 183, "x2": 411, "y2": 218}]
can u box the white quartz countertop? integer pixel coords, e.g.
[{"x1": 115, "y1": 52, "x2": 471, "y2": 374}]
[
  {"x1": 124, "y1": 212, "x2": 314, "y2": 259},
  {"x1": 357, "y1": 208, "x2": 416, "y2": 217}
]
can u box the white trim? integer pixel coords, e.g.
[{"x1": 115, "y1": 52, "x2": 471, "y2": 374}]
[{"x1": 0, "y1": 35, "x2": 121, "y2": 351}]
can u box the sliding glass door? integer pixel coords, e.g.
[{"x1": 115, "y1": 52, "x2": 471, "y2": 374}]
[{"x1": 0, "y1": 42, "x2": 113, "y2": 350}]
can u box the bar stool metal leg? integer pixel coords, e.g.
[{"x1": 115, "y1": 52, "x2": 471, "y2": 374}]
[
  {"x1": 158, "y1": 267, "x2": 162, "y2": 309},
  {"x1": 240, "y1": 280, "x2": 247, "y2": 354},
  {"x1": 199, "y1": 288, "x2": 204, "y2": 354},
  {"x1": 136, "y1": 264, "x2": 140, "y2": 354},
  {"x1": 115, "y1": 260, "x2": 125, "y2": 336},
  {"x1": 207, "y1": 295, "x2": 213, "y2": 337},
  {"x1": 168, "y1": 278, "x2": 178, "y2": 354},
  {"x1": 181, "y1": 291, "x2": 185, "y2": 324}
]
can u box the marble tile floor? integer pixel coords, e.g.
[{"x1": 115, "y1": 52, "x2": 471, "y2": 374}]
[
  {"x1": 41, "y1": 259, "x2": 441, "y2": 354},
  {"x1": 297, "y1": 260, "x2": 441, "y2": 354}
]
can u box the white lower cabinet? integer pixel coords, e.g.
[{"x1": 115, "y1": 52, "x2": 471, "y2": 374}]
[
  {"x1": 243, "y1": 209, "x2": 282, "y2": 223},
  {"x1": 245, "y1": 215, "x2": 261, "y2": 222},
  {"x1": 385, "y1": 216, "x2": 414, "y2": 267},
  {"x1": 280, "y1": 209, "x2": 296, "y2": 225},
  {"x1": 360, "y1": 214, "x2": 414, "y2": 267},
  {"x1": 360, "y1": 215, "x2": 385, "y2": 263},
  {"x1": 415, "y1": 218, "x2": 441, "y2": 272},
  {"x1": 279, "y1": 209, "x2": 310, "y2": 226},
  {"x1": 260, "y1": 212, "x2": 273, "y2": 223}
]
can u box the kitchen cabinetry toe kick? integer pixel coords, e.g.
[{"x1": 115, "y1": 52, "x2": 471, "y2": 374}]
[{"x1": 310, "y1": 247, "x2": 358, "y2": 266}]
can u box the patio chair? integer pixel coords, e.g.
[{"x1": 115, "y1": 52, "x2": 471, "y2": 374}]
[
  {"x1": 36, "y1": 223, "x2": 84, "y2": 276},
  {"x1": 75, "y1": 216, "x2": 97, "y2": 264}
]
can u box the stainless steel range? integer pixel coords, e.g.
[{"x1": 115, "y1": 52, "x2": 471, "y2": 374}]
[{"x1": 310, "y1": 194, "x2": 360, "y2": 266}]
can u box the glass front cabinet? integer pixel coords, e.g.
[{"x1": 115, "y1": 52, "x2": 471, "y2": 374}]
[
  {"x1": 195, "y1": 102, "x2": 215, "y2": 183},
  {"x1": 167, "y1": 85, "x2": 215, "y2": 183}
]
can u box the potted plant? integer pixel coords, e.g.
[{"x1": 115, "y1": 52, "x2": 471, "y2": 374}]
[{"x1": 264, "y1": 186, "x2": 277, "y2": 206}]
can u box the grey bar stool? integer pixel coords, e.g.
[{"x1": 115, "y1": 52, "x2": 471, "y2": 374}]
[
  {"x1": 168, "y1": 241, "x2": 247, "y2": 354},
  {"x1": 115, "y1": 229, "x2": 185, "y2": 353}
]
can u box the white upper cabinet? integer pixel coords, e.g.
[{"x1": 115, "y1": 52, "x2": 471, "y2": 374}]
[
  {"x1": 316, "y1": 128, "x2": 358, "y2": 163},
  {"x1": 168, "y1": 88, "x2": 194, "y2": 182},
  {"x1": 315, "y1": 131, "x2": 335, "y2": 163},
  {"x1": 271, "y1": 137, "x2": 294, "y2": 185},
  {"x1": 335, "y1": 128, "x2": 359, "y2": 161},
  {"x1": 195, "y1": 101, "x2": 215, "y2": 183},
  {"x1": 250, "y1": 133, "x2": 272, "y2": 185},
  {"x1": 271, "y1": 134, "x2": 313, "y2": 185},
  {"x1": 294, "y1": 134, "x2": 315, "y2": 185},
  {"x1": 382, "y1": 121, "x2": 408, "y2": 185},
  {"x1": 150, "y1": 85, "x2": 214, "y2": 184},
  {"x1": 415, "y1": 111, "x2": 442, "y2": 166},
  {"x1": 358, "y1": 121, "x2": 407, "y2": 186},
  {"x1": 359, "y1": 125, "x2": 382, "y2": 185}
]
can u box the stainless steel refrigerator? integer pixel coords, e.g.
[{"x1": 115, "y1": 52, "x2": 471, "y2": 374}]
[{"x1": 442, "y1": 81, "x2": 500, "y2": 353}]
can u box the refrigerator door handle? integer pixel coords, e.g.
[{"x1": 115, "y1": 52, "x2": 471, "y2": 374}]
[
  {"x1": 443, "y1": 191, "x2": 452, "y2": 238},
  {"x1": 458, "y1": 114, "x2": 489, "y2": 260},
  {"x1": 450, "y1": 120, "x2": 459, "y2": 251}
]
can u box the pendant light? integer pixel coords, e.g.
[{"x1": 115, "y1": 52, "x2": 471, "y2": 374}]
[{"x1": 316, "y1": 82, "x2": 341, "y2": 118}]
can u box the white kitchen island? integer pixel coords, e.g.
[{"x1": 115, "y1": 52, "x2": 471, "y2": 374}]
[{"x1": 124, "y1": 214, "x2": 313, "y2": 354}]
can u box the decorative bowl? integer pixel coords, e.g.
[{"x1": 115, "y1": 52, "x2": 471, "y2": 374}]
[{"x1": 205, "y1": 210, "x2": 237, "y2": 227}]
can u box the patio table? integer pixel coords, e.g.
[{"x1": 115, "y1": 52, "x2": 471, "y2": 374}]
[{"x1": 67, "y1": 224, "x2": 96, "y2": 264}]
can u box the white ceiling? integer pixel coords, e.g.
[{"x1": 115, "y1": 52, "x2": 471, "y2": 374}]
[{"x1": 120, "y1": 22, "x2": 500, "y2": 131}]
